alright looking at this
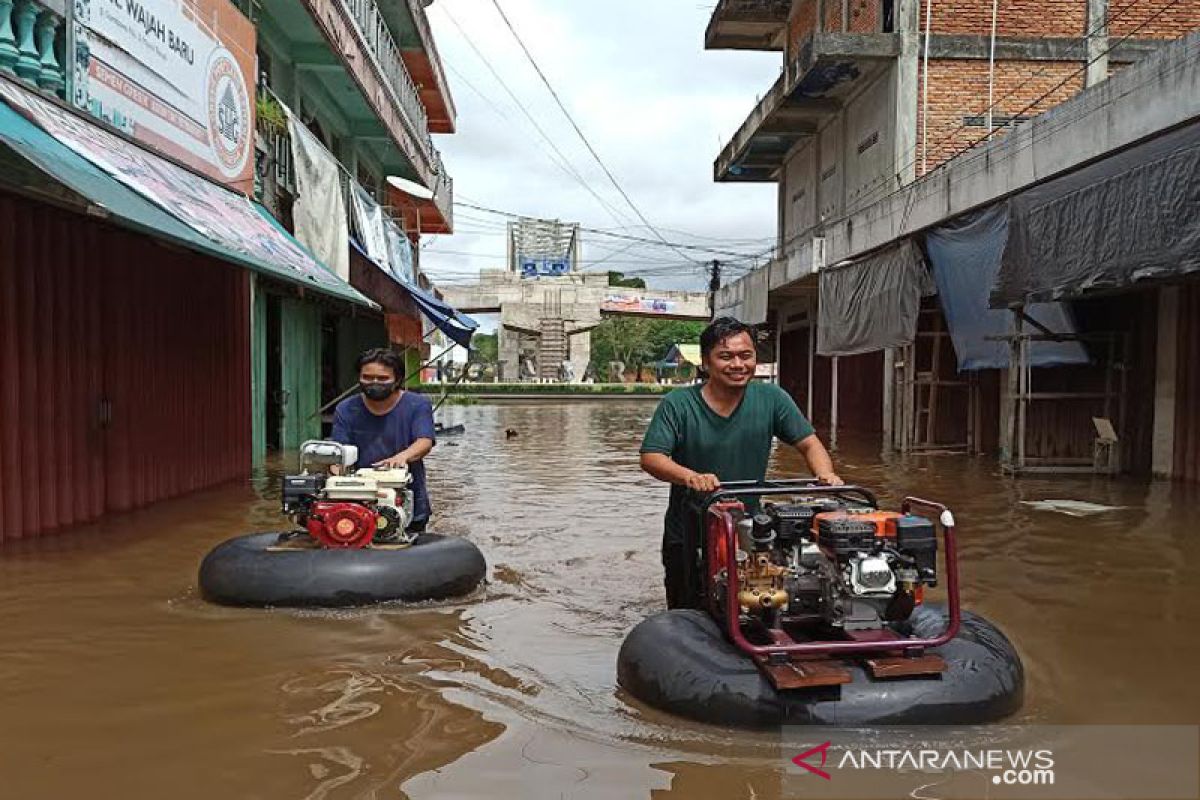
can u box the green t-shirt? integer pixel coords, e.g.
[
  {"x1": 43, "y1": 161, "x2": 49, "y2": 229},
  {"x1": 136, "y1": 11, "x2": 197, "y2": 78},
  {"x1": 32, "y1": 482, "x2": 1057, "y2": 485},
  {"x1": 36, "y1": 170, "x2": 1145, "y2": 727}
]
[{"x1": 639, "y1": 381, "x2": 816, "y2": 546}]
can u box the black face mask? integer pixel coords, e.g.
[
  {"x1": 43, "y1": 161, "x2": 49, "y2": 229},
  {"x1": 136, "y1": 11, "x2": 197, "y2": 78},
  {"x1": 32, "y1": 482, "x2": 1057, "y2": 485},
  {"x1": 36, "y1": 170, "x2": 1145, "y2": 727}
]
[{"x1": 360, "y1": 381, "x2": 397, "y2": 401}]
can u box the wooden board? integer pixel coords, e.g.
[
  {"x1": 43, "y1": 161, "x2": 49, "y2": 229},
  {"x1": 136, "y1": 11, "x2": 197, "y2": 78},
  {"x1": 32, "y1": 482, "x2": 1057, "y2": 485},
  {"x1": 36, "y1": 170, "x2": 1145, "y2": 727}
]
[
  {"x1": 755, "y1": 655, "x2": 853, "y2": 690},
  {"x1": 864, "y1": 653, "x2": 947, "y2": 679}
]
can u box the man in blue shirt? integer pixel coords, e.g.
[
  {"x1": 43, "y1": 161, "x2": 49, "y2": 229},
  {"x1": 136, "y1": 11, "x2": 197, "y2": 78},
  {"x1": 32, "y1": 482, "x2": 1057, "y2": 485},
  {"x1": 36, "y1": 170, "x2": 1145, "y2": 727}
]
[{"x1": 332, "y1": 348, "x2": 436, "y2": 533}]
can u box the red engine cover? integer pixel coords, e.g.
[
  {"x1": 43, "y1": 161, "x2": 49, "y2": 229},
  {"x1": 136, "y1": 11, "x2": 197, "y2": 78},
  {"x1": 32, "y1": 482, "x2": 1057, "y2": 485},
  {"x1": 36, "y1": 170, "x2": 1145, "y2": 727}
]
[{"x1": 306, "y1": 502, "x2": 377, "y2": 548}]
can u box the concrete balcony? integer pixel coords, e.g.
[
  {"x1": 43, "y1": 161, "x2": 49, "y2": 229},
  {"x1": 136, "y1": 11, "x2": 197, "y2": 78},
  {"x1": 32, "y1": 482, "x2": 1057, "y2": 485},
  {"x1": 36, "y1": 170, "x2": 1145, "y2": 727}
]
[
  {"x1": 714, "y1": 31, "x2": 898, "y2": 182},
  {"x1": 0, "y1": 0, "x2": 66, "y2": 98},
  {"x1": 705, "y1": 0, "x2": 791, "y2": 51},
  {"x1": 281, "y1": 0, "x2": 453, "y2": 231}
]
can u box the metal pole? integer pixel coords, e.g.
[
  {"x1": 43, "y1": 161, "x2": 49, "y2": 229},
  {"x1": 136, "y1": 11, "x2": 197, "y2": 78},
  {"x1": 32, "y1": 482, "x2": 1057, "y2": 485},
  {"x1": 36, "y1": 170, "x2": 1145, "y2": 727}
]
[
  {"x1": 807, "y1": 323, "x2": 815, "y2": 420},
  {"x1": 1003, "y1": 311, "x2": 1022, "y2": 470},
  {"x1": 830, "y1": 355, "x2": 840, "y2": 451},
  {"x1": 1017, "y1": 319, "x2": 1028, "y2": 471},
  {"x1": 920, "y1": 0, "x2": 933, "y2": 173},
  {"x1": 986, "y1": 0, "x2": 999, "y2": 136}
]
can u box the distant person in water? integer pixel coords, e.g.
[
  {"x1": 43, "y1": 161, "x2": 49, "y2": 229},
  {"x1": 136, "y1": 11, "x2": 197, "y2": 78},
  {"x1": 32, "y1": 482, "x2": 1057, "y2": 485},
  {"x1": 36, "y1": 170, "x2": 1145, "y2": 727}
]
[
  {"x1": 332, "y1": 348, "x2": 435, "y2": 534},
  {"x1": 639, "y1": 317, "x2": 842, "y2": 609}
]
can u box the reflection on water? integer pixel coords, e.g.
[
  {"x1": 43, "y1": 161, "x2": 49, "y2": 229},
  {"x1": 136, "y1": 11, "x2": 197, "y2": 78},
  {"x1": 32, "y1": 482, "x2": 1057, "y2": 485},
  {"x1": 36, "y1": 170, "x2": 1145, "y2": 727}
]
[{"x1": 1, "y1": 401, "x2": 1199, "y2": 798}]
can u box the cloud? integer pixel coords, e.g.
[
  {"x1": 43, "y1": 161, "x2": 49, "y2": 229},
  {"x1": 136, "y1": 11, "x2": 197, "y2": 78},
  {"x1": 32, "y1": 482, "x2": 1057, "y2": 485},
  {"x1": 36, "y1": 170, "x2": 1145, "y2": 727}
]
[{"x1": 421, "y1": 0, "x2": 781, "y2": 291}]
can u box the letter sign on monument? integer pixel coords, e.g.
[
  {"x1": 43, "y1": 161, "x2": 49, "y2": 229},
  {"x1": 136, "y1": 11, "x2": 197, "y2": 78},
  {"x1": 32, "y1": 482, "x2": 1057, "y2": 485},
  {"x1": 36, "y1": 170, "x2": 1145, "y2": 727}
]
[{"x1": 70, "y1": 0, "x2": 256, "y2": 191}]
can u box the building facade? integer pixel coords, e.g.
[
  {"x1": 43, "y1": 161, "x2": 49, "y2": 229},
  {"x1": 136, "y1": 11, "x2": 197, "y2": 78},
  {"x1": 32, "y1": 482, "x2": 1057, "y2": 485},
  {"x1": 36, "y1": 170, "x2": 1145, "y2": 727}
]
[
  {"x1": 708, "y1": 0, "x2": 1200, "y2": 479},
  {"x1": 0, "y1": 0, "x2": 461, "y2": 540}
]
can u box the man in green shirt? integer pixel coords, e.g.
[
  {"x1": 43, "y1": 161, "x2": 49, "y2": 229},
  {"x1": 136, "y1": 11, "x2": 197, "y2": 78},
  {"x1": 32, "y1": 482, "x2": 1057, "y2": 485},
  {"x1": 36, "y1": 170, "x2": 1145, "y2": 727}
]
[{"x1": 640, "y1": 317, "x2": 842, "y2": 609}]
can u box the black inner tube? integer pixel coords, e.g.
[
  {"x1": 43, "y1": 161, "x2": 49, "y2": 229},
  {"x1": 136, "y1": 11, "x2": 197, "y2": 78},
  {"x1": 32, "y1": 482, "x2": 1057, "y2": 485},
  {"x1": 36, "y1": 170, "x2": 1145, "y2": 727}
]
[
  {"x1": 199, "y1": 531, "x2": 487, "y2": 608},
  {"x1": 617, "y1": 605, "x2": 1024, "y2": 728}
]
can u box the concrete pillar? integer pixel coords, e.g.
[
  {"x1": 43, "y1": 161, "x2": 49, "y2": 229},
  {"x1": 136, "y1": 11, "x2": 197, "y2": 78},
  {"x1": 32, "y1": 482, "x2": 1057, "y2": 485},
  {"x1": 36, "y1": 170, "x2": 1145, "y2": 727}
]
[
  {"x1": 567, "y1": 329, "x2": 590, "y2": 383},
  {"x1": 1086, "y1": 0, "x2": 1110, "y2": 88},
  {"x1": 498, "y1": 323, "x2": 520, "y2": 382},
  {"x1": 1152, "y1": 287, "x2": 1179, "y2": 477},
  {"x1": 893, "y1": 0, "x2": 922, "y2": 187}
]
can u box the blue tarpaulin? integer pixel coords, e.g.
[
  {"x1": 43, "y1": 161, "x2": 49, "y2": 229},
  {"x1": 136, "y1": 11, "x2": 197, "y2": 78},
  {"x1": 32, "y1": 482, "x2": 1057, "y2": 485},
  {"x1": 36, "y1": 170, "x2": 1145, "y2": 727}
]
[
  {"x1": 924, "y1": 205, "x2": 1088, "y2": 371},
  {"x1": 349, "y1": 239, "x2": 478, "y2": 348}
]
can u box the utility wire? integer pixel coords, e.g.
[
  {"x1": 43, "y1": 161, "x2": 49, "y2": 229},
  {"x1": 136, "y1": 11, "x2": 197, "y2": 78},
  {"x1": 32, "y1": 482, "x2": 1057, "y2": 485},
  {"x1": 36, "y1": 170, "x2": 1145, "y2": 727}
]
[
  {"x1": 454, "y1": 201, "x2": 769, "y2": 260},
  {"x1": 488, "y1": 0, "x2": 700, "y2": 264},
  {"x1": 439, "y1": 4, "x2": 638, "y2": 230}
]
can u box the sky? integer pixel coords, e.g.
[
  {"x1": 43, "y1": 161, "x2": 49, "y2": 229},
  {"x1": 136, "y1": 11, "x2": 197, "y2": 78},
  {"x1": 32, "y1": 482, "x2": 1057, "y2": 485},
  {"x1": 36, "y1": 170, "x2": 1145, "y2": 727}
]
[{"x1": 418, "y1": 0, "x2": 784, "y2": 295}]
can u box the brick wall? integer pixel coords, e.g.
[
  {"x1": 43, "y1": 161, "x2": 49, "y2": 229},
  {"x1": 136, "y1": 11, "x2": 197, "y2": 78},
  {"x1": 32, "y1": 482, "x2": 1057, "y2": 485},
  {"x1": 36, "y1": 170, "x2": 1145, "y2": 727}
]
[
  {"x1": 849, "y1": 0, "x2": 881, "y2": 32},
  {"x1": 1108, "y1": 0, "x2": 1200, "y2": 38},
  {"x1": 788, "y1": 0, "x2": 819, "y2": 57},
  {"x1": 923, "y1": 0, "x2": 1087, "y2": 37},
  {"x1": 826, "y1": 0, "x2": 843, "y2": 31},
  {"x1": 916, "y1": 59, "x2": 1084, "y2": 174}
]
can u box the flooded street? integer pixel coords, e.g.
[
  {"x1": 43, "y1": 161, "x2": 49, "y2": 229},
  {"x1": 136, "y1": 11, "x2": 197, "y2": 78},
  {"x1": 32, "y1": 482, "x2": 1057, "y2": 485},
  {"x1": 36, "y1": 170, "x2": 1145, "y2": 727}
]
[{"x1": 2, "y1": 400, "x2": 1200, "y2": 799}]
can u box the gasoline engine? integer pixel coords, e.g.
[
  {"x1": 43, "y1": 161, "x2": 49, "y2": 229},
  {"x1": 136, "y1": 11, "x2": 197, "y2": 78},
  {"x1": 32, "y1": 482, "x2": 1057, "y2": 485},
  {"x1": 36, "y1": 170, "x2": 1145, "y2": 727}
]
[
  {"x1": 717, "y1": 499, "x2": 939, "y2": 632},
  {"x1": 280, "y1": 440, "x2": 416, "y2": 548}
]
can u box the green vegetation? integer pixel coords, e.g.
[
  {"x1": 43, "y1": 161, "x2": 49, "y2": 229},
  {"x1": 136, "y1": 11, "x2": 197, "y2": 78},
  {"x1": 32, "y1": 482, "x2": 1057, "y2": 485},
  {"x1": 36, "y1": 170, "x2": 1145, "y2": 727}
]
[
  {"x1": 588, "y1": 318, "x2": 705, "y2": 379},
  {"x1": 471, "y1": 332, "x2": 498, "y2": 364},
  {"x1": 607, "y1": 270, "x2": 646, "y2": 289},
  {"x1": 255, "y1": 93, "x2": 287, "y2": 135}
]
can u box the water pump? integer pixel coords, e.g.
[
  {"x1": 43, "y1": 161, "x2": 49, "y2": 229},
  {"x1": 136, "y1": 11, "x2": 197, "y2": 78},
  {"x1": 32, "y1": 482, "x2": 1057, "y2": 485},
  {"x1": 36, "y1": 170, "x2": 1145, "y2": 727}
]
[{"x1": 280, "y1": 440, "x2": 416, "y2": 548}]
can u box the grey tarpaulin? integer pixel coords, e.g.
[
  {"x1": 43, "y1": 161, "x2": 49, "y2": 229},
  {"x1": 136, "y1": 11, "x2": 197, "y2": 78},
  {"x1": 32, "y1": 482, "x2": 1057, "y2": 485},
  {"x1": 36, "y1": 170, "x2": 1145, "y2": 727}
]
[
  {"x1": 993, "y1": 119, "x2": 1200, "y2": 306},
  {"x1": 817, "y1": 239, "x2": 933, "y2": 356},
  {"x1": 926, "y1": 205, "x2": 1088, "y2": 370}
]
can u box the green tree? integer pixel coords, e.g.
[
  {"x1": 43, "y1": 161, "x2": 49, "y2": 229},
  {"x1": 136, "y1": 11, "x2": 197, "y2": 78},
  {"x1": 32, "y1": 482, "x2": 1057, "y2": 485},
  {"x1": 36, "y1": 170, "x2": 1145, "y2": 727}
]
[
  {"x1": 471, "y1": 332, "x2": 498, "y2": 363},
  {"x1": 588, "y1": 318, "x2": 705, "y2": 380},
  {"x1": 607, "y1": 270, "x2": 646, "y2": 289}
]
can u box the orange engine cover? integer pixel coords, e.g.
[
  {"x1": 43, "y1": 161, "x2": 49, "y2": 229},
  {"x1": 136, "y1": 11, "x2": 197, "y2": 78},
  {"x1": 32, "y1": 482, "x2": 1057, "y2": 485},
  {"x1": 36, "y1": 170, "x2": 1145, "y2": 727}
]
[{"x1": 812, "y1": 509, "x2": 903, "y2": 552}]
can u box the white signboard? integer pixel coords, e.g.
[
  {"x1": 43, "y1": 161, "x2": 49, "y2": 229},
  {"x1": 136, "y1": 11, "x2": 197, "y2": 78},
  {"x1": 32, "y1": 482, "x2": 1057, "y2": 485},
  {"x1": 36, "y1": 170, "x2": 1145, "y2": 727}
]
[{"x1": 71, "y1": 0, "x2": 257, "y2": 190}]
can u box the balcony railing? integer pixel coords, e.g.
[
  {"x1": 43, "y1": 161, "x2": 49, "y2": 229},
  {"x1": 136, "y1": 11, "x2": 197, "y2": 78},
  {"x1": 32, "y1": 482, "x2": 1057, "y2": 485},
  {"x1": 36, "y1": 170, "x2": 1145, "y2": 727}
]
[
  {"x1": 0, "y1": 0, "x2": 66, "y2": 99},
  {"x1": 341, "y1": 0, "x2": 434, "y2": 158}
]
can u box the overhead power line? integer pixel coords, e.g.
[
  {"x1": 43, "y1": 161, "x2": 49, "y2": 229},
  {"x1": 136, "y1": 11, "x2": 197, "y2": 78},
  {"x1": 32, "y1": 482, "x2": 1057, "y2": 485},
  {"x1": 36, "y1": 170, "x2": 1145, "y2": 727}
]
[
  {"x1": 439, "y1": 5, "x2": 638, "y2": 229},
  {"x1": 488, "y1": 0, "x2": 699, "y2": 264},
  {"x1": 454, "y1": 200, "x2": 768, "y2": 260}
]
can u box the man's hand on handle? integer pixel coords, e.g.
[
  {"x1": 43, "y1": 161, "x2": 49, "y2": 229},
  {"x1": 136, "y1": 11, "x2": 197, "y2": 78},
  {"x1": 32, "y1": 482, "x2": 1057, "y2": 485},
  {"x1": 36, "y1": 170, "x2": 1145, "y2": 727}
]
[{"x1": 683, "y1": 472, "x2": 721, "y2": 493}]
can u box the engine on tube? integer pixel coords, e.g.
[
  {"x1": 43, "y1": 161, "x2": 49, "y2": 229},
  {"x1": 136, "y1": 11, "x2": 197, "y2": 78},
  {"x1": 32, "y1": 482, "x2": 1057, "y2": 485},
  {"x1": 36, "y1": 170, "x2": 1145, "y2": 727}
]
[
  {"x1": 718, "y1": 498, "x2": 939, "y2": 631},
  {"x1": 280, "y1": 440, "x2": 416, "y2": 548}
]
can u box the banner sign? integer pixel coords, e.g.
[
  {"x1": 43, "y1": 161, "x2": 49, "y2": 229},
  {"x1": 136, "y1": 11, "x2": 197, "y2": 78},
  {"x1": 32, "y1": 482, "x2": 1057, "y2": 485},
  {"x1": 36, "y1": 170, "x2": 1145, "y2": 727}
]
[
  {"x1": 71, "y1": 0, "x2": 257, "y2": 191},
  {"x1": 601, "y1": 294, "x2": 677, "y2": 314},
  {"x1": 0, "y1": 81, "x2": 353, "y2": 297},
  {"x1": 519, "y1": 258, "x2": 571, "y2": 278}
]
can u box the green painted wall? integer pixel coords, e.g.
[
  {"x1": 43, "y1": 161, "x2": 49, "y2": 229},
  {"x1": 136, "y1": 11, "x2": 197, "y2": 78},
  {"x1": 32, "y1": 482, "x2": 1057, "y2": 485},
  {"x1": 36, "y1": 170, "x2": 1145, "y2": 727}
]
[
  {"x1": 337, "y1": 315, "x2": 388, "y2": 391},
  {"x1": 280, "y1": 297, "x2": 323, "y2": 450},
  {"x1": 250, "y1": 276, "x2": 268, "y2": 464}
]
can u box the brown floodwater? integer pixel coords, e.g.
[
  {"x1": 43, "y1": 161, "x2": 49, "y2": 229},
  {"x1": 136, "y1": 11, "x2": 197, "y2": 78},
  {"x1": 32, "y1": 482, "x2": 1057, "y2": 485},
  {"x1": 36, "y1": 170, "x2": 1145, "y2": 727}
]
[{"x1": 2, "y1": 400, "x2": 1199, "y2": 799}]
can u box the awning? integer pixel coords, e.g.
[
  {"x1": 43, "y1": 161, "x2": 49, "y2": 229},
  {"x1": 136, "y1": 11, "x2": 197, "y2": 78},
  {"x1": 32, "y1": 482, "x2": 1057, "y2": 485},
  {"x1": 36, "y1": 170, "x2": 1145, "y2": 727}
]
[
  {"x1": 817, "y1": 239, "x2": 934, "y2": 357},
  {"x1": 925, "y1": 205, "x2": 1088, "y2": 370},
  {"x1": 0, "y1": 78, "x2": 369, "y2": 306},
  {"x1": 349, "y1": 239, "x2": 478, "y2": 348},
  {"x1": 993, "y1": 119, "x2": 1200, "y2": 306}
]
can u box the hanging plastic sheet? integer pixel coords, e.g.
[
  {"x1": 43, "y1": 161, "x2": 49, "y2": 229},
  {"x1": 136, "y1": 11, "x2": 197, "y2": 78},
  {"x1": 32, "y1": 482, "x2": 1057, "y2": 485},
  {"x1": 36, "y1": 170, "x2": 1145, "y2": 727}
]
[
  {"x1": 349, "y1": 182, "x2": 391, "y2": 271},
  {"x1": 817, "y1": 239, "x2": 933, "y2": 356},
  {"x1": 993, "y1": 119, "x2": 1200, "y2": 306},
  {"x1": 925, "y1": 206, "x2": 1088, "y2": 370},
  {"x1": 385, "y1": 218, "x2": 415, "y2": 284},
  {"x1": 288, "y1": 113, "x2": 350, "y2": 281}
]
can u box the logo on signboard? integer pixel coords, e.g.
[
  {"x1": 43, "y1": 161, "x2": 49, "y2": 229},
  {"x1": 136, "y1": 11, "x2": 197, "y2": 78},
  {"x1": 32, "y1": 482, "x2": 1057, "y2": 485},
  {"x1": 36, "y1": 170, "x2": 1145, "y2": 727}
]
[{"x1": 206, "y1": 47, "x2": 251, "y2": 179}]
